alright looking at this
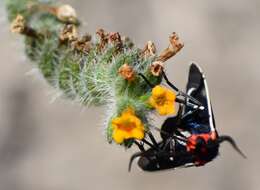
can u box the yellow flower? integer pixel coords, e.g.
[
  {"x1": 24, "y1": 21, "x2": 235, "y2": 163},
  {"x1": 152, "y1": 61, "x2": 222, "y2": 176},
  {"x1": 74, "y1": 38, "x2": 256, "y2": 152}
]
[
  {"x1": 149, "y1": 85, "x2": 176, "y2": 115},
  {"x1": 112, "y1": 108, "x2": 145, "y2": 144}
]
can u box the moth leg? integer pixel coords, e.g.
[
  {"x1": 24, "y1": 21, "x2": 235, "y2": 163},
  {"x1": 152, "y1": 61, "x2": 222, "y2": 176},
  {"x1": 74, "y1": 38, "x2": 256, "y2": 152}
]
[
  {"x1": 162, "y1": 70, "x2": 203, "y2": 107},
  {"x1": 134, "y1": 140, "x2": 145, "y2": 152},
  {"x1": 128, "y1": 151, "x2": 146, "y2": 172},
  {"x1": 181, "y1": 107, "x2": 200, "y2": 120},
  {"x1": 147, "y1": 131, "x2": 159, "y2": 148},
  {"x1": 142, "y1": 139, "x2": 158, "y2": 150}
]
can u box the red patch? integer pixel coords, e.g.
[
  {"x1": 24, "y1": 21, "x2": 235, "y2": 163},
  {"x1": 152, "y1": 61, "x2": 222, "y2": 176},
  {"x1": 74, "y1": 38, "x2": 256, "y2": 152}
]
[{"x1": 186, "y1": 132, "x2": 217, "y2": 152}]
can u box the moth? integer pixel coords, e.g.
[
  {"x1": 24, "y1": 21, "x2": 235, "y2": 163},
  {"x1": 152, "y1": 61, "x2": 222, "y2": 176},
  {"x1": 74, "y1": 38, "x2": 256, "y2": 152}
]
[{"x1": 129, "y1": 63, "x2": 246, "y2": 172}]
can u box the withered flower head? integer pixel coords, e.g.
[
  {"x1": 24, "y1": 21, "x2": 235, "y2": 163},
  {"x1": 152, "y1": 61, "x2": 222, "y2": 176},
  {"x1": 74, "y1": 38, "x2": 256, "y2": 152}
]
[
  {"x1": 11, "y1": 14, "x2": 26, "y2": 34},
  {"x1": 109, "y1": 32, "x2": 123, "y2": 52},
  {"x1": 147, "y1": 41, "x2": 156, "y2": 55},
  {"x1": 157, "y1": 32, "x2": 184, "y2": 62},
  {"x1": 169, "y1": 32, "x2": 184, "y2": 50},
  {"x1": 59, "y1": 24, "x2": 78, "y2": 42},
  {"x1": 96, "y1": 28, "x2": 107, "y2": 38},
  {"x1": 109, "y1": 32, "x2": 121, "y2": 44},
  {"x1": 122, "y1": 36, "x2": 134, "y2": 49},
  {"x1": 118, "y1": 64, "x2": 135, "y2": 81},
  {"x1": 57, "y1": 4, "x2": 77, "y2": 23},
  {"x1": 150, "y1": 61, "x2": 164, "y2": 76},
  {"x1": 81, "y1": 34, "x2": 92, "y2": 42},
  {"x1": 96, "y1": 28, "x2": 109, "y2": 50},
  {"x1": 142, "y1": 40, "x2": 156, "y2": 58},
  {"x1": 72, "y1": 34, "x2": 92, "y2": 53}
]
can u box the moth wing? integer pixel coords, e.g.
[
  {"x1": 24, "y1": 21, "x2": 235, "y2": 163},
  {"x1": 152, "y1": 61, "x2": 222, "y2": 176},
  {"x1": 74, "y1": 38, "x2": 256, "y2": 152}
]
[{"x1": 185, "y1": 63, "x2": 216, "y2": 132}]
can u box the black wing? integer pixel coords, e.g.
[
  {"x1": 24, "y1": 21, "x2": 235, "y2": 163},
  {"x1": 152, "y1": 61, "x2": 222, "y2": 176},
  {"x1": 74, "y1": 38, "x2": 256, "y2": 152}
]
[{"x1": 185, "y1": 63, "x2": 216, "y2": 133}]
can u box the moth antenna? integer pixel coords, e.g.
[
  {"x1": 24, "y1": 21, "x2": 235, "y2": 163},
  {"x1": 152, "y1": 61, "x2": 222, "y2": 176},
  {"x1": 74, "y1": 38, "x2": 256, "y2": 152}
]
[
  {"x1": 218, "y1": 135, "x2": 247, "y2": 159},
  {"x1": 128, "y1": 152, "x2": 144, "y2": 172}
]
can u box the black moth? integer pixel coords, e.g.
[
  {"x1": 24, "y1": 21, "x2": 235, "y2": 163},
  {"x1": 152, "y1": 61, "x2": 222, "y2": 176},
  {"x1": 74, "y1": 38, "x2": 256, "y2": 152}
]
[{"x1": 129, "y1": 63, "x2": 246, "y2": 172}]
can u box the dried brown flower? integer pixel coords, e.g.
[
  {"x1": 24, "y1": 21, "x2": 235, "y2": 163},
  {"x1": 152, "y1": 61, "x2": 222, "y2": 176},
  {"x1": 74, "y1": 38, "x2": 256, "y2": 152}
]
[
  {"x1": 27, "y1": 3, "x2": 77, "y2": 24},
  {"x1": 96, "y1": 28, "x2": 109, "y2": 51},
  {"x1": 109, "y1": 32, "x2": 121, "y2": 44},
  {"x1": 10, "y1": 14, "x2": 26, "y2": 34},
  {"x1": 10, "y1": 14, "x2": 39, "y2": 38},
  {"x1": 150, "y1": 61, "x2": 164, "y2": 76},
  {"x1": 122, "y1": 36, "x2": 134, "y2": 49},
  {"x1": 59, "y1": 24, "x2": 78, "y2": 42},
  {"x1": 157, "y1": 32, "x2": 184, "y2": 62},
  {"x1": 142, "y1": 41, "x2": 156, "y2": 58},
  {"x1": 56, "y1": 4, "x2": 77, "y2": 23},
  {"x1": 118, "y1": 64, "x2": 135, "y2": 81},
  {"x1": 109, "y1": 32, "x2": 123, "y2": 52},
  {"x1": 72, "y1": 34, "x2": 92, "y2": 53}
]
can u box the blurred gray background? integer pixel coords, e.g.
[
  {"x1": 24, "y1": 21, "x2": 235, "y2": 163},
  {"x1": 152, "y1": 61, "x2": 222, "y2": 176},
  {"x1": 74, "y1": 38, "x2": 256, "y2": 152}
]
[{"x1": 0, "y1": 0, "x2": 259, "y2": 190}]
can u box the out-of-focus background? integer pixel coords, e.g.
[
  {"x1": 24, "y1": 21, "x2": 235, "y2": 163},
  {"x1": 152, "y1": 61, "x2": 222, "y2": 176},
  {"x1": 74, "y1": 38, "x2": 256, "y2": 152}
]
[{"x1": 0, "y1": 0, "x2": 259, "y2": 189}]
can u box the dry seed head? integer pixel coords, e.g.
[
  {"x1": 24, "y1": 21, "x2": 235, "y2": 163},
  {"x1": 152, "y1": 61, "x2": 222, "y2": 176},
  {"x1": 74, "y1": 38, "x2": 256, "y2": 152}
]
[
  {"x1": 157, "y1": 32, "x2": 184, "y2": 62},
  {"x1": 122, "y1": 36, "x2": 134, "y2": 49},
  {"x1": 142, "y1": 41, "x2": 156, "y2": 58},
  {"x1": 57, "y1": 4, "x2": 77, "y2": 23},
  {"x1": 96, "y1": 28, "x2": 109, "y2": 51},
  {"x1": 118, "y1": 64, "x2": 135, "y2": 81},
  {"x1": 109, "y1": 32, "x2": 122, "y2": 44},
  {"x1": 150, "y1": 61, "x2": 164, "y2": 76},
  {"x1": 11, "y1": 14, "x2": 26, "y2": 34},
  {"x1": 109, "y1": 32, "x2": 123, "y2": 52},
  {"x1": 72, "y1": 34, "x2": 92, "y2": 53},
  {"x1": 147, "y1": 41, "x2": 156, "y2": 55},
  {"x1": 169, "y1": 32, "x2": 184, "y2": 51},
  {"x1": 59, "y1": 24, "x2": 78, "y2": 42}
]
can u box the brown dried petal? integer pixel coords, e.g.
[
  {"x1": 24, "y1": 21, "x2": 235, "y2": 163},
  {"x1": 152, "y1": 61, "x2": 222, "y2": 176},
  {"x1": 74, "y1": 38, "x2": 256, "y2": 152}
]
[
  {"x1": 11, "y1": 14, "x2": 26, "y2": 34},
  {"x1": 57, "y1": 4, "x2": 77, "y2": 23},
  {"x1": 96, "y1": 28, "x2": 109, "y2": 50},
  {"x1": 142, "y1": 41, "x2": 156, "y2": 58},
  {"x1": 157, "y1": 32, "x2": 184, "y2": 62},
  {"x1": 109, "y1": 32, "x2": 123, "y2": 52},
  {"x1": 109, "y1": 32, "x2": 121, "y2": 44},
  {"x1": 72, "y1": 40, "x2": 92, "y2": 53},
  {"x1": 150, "y1": 61, "x2": 164, "y2": 76},
  {"x1": 122, "y1": 36, "x2": 134, "y2": 49},
  {"x1": 59, "y1": 24, "x2": 78, "y2": 42},
  {"x1": 81, "y1": 34, "x2": 92, "y2": 42},
  {"x1": 118, "y1": 64, "x2": 135, "y2": 81}
]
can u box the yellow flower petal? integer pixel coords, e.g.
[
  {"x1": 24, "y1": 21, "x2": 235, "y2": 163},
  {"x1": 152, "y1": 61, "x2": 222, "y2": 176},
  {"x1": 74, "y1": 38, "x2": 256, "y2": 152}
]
[
  {"x1": 131, "y1": 128, "x2": 145, "y2": 140},
  {"x1": 166, "y1": 90, "x2": 176, "y2": 101},
  {"x1": 152, "y1": 85, "x2": 165, "y2": 97},
  {"x1": 113, "y1": 130, "x2": 125, "y2": 144},
  {"x1": 111, "y1": 107, "x2": 145, "y2": 144},
  {"x1": 149, "y1": 85, "x2": 176, "y2": 115}
]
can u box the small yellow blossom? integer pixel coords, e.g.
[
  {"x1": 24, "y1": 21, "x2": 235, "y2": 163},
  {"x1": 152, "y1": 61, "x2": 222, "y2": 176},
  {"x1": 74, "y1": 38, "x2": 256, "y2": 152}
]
[
  {"x1": 112, "y1": 108, "x2": 145, "y2": 144},
  {"x1": 149, "y1": 85, "x2": 176, "y2": 115}
]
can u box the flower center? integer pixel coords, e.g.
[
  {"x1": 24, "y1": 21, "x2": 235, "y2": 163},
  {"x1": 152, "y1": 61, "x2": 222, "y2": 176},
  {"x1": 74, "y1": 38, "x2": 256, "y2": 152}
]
[
  {"x1": 118, "y1": 121, "x2": 135, "y2": 132},
  {"x1": 155, "y1": 96, "x2": 166, "y2": 106}
]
